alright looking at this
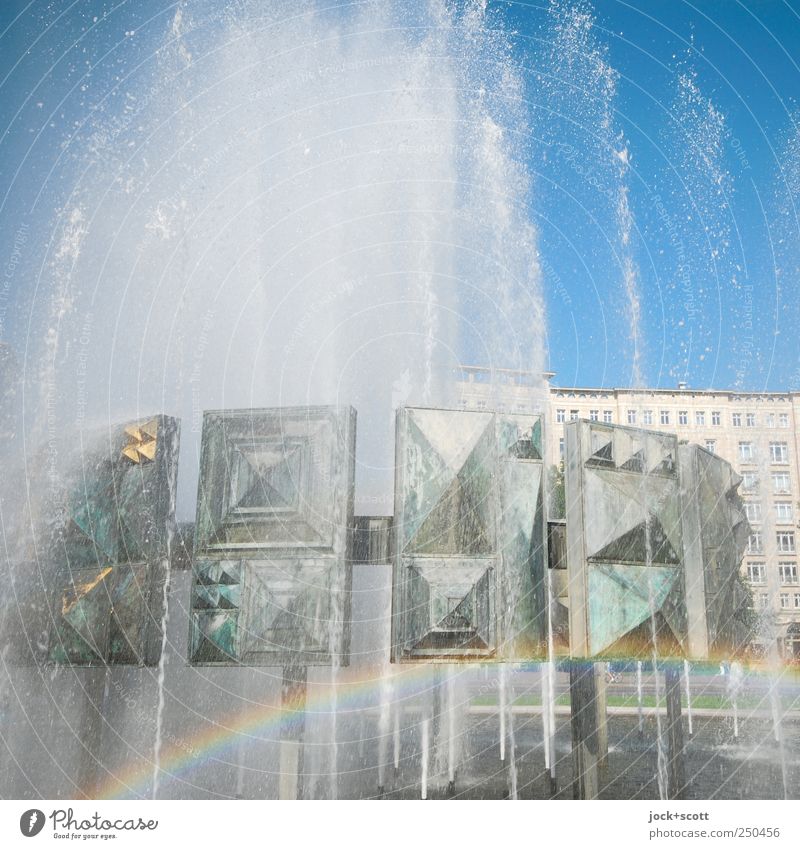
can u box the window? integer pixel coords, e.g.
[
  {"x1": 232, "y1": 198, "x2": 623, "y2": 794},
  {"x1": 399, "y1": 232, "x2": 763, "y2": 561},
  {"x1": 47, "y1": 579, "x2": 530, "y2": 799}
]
[
  {"x1": 779, "y1": 563, "x2": 798, "y2": 584},
  {"x1": 770, "y1": 442, "x2": 788, "y2": 464},
  {"x1": 795, "y1": 594, "x2": 800, "y2": 610},
  {"x1": 776, "y1": 502, "x2": 793, "y2": 522},
  {"x1": 603, "y1": 410, "x2": 613, "y2": 423},
  {"x1": 747, "y1": 563, "x2": 766, "y2": 584},
  {"x1": 732, "y1": 412, "x2": 742, "y2": 427},
  {"x1": 627, "y1": 409, "x2": 637, "y2": 425},
  {"x1": 643, "y1": 410, "x2": 653, "y2": 425},
  {"x1": 705, "y1": 440, "x2": 716, "y2": 454},
  {"x1": 556, "y1": 409, "x2": 565, "y2": 423},
  {"x1": 777, "y1": 531, "x2": 795, "y2": 553},
  {"x1": 739, "y1": 442, "x2": 755, "y2": 462},
  {"x1": 747, "y1": 413, "x2": 756, "y2": 427},
  {"x1": 589, "y1": 409, "x2": 599, "y2": 421},
  {"x1": 515, "y1": 404, "x2": 526, "y2": 413},
  {"x1": 759, "y1": 593, "x2": 769, "y2": 609},
  {"x1": 744, "y1": 502, "x2": 762, "y2": 523},
  {"x1": 660, "y1": 410, "x2": 670, "y2": 425},
  {"x1": 712, "y1": 411, "x2": 721, "y2": 426},
  {"x1": 678, "y1": 410, "x2": 688, "y2": 425},
  {"x1": 696, "y1": 411, "x2": 705, "y2": 426},
  {"x1": 570, "y1": 409, "x2": 579, "y2": 421},
  {"x1": 780, "y1": 593, "x2": 790, "y2": 610},
  {"x1": 766, "y1": 413, "x2": 775, "y2": 428},
  {"x1": 772, "y1": 472, "x2": 790, "y2": 493},
  {"x1": 747, "y1": 532, "x2": 763, "y2": 554},
  {"x1": 559, "y1": 437, "x2": 564, "y2": 457},
  {"x1": 476, "y1": 400, "x2": 487, "y2": 410},
  {"x1": 742, "y1": 472, "x2": 759, "y2": 491},
  {"x1": 459, "y1": 398, "x2": 468, "y2": 408},
  {"x1": 779, "y1": 412, "x2": 789, "y2": 428}
]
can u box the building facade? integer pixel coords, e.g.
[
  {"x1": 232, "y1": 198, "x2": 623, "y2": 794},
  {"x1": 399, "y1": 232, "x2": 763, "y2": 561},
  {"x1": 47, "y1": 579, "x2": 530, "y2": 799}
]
[{"x1": 456, "y1": 366, "x2": 800, "y2": 659}]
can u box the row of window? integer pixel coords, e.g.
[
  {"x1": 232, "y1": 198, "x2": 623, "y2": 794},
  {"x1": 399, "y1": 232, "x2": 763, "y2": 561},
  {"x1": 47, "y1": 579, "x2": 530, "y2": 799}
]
[
  {"x1": 554, "y1": 409, "x2": 792, "y2": 428},
  {"x1": 746, "y1": 531, "x2": 796, "y2": 554},
  {"x1": 744, "y1": 502, "x2": 795, "y2": 523},
  {"x1": 742, "y1": 472, "x2": 792, "y2": 493},
  {"x1": 734, "y1": 412, "x2": 791, "y2": 428},
  {"x1": 747, "y1": 563, "x2": 799, "y2": 584},
  {"x1": 737, "y1": 441, "x2": 789, "y2": 463},
  {"x1": 556, "y1": 409, "x2": 614, "y2": 423},
  {"x1": 460, "y1": 400, "x2": 531, "y2": 413},
  {"x1": 756, "y1": 593, "x2": 800, "y2": 610}
]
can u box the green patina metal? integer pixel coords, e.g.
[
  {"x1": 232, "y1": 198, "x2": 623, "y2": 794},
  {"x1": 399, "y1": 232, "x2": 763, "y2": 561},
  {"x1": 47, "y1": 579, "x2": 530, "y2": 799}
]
[
  {"x1": 46, "y1": 415, "x2": 180, "y2": 666},
  {"x1": 189, "y1": 406, "x2": 356, "y2": 666},
  {"x1": 392, "y1": 407, "x2": 547, "y2": 662}
]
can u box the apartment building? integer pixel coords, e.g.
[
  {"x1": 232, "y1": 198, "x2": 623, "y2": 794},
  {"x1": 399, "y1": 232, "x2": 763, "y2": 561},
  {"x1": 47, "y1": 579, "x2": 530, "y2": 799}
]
[{"x1": 456, "y1": 366, "x2": 800, "y2": 659}]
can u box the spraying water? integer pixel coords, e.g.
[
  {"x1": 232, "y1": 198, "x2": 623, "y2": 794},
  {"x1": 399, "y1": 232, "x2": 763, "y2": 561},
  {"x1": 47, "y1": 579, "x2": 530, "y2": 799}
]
[
  {"x1": 506, "y1": 667, "x2": 519, "y2": 800},
  {"x1": 447, "y1": 667, "x2": 456, "y2": 790},
  {"x1": 541, "y1": 664, "x2": 551, "y2": 772},
  {"x1": 648, "y1": 583, "x2": 668, "y2": 800},
  {"x1": 544, "y1": 567, "x2": 557, "y2": 786},
  {"x1": 728, "y1": 661, "x2": 742, "y2": 739},
  {"x1": 150, "y1": 573, "x2": 170, "y2": 800},
  {"x1": 683, "y1": 659, "x2": 693, "y2": 737},
  {"x1": 499, "y1": 664, "x2": 507, "y2": 762},
  {"x1": 663, "y1": 54, "x2": 735, "y2": 384},
  {"x1": 393, "y1": 709, "x2": 401, "y2": 771},
  {"x1": 636, "y1": 661, "x2": 644, "y2": 736},
  {"x1": 377, "y1": 673, "x2": 392, "y2": 794},
  {"x1": 420, "y1": 717, "x2": 430, "y2": 800}
]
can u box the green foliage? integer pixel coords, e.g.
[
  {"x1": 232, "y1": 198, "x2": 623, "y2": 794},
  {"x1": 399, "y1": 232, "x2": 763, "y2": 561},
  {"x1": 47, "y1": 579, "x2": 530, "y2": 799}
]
[
  {"x1": 548, "y1": 461, "x2": 566, "y2": 521},
  {"x1": 731, "y1": 571, "x2": 762, "y2": 657}
]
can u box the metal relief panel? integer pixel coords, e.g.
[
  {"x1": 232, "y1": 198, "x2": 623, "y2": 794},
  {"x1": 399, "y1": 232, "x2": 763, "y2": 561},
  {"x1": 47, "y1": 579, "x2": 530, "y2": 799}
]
[
  {"x1": 392, "y1": 407, "x2": 544, "y2": 662},
  {"x1": 678, "y1": 444, "x2": 750, "y2": 659},
  {"x1": 47, "y1": 415, "x2": 180, "y2": 666},
  {"x1": 190, "y1": 406, "x2": 355, "y2": 666},
  {"x1": 497, "y1": 414, "x2": 547, "y2": 656},
  {"x1": 565, "y1": 420, "x2": 686, "y2": 659}
]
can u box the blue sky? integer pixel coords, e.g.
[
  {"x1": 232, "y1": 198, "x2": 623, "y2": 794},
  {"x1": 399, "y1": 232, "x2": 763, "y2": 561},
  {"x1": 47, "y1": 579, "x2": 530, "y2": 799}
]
[
  {"x1": 502, "y1": 0, "x2": 800, "y2": 391},
  {"x1": 2, "y1": 0, "x2": 800, "y2": 396}
]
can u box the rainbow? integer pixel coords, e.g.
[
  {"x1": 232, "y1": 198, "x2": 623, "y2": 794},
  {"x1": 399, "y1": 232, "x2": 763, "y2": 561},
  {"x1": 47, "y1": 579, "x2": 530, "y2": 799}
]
[
  {"x1": 89, "y1": 663, "x2": 439, "y2": 800},
  {"x1": 88, "y1": 659, "x2": 799, "y2": 799}
]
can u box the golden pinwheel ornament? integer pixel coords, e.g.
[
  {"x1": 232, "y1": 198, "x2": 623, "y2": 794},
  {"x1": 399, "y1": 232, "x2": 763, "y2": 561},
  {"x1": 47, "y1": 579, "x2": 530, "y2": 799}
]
[{"x1": 121, "y1": 419, "x2": 159, "y2": 464}]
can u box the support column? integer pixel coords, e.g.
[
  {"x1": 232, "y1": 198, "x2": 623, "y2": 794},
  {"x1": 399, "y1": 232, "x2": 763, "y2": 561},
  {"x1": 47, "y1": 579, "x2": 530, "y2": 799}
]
[
  {"x1": 594, "y1": 662, "x2": 609, "y2": 773},
  {"x1": 76, "y1": 668, "x2": 108, "y2": 799},
  {"x1": 570, "y1": 662, "x2": 600, "y2": 800},
  {"x1": 279, "y1": 666, "x2": 307, "y2": 800},
  {"x1": 664, "y1": 666, "x2": 686, "y2": 799}
]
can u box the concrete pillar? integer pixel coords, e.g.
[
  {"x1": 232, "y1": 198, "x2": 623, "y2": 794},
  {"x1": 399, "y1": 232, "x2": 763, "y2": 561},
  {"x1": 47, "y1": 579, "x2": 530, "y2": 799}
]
[
  {"x1": 76, "y1": 668, "x2": 108, "y2": 799},
  {"x1": 569, "y1": 662, "x2": 600, "y2": 799},
  {"x1": 279, "y1": 666, "x2": 307, "y2": 800},
  {"x1": 594, "y1": 662, "x2": 609, "y2": 772},
  {"x1": 664, "y1": 666, "x2": 686, "y2": 799}
]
